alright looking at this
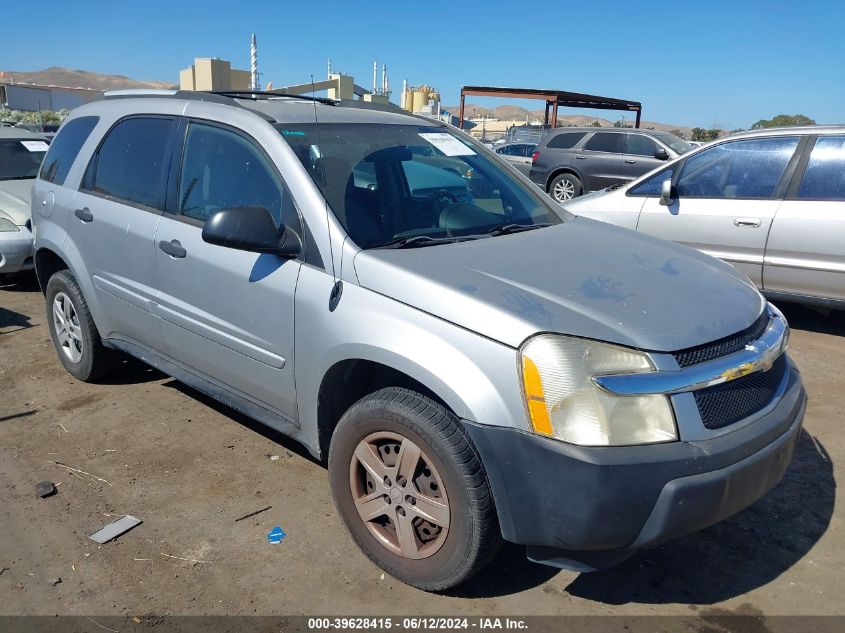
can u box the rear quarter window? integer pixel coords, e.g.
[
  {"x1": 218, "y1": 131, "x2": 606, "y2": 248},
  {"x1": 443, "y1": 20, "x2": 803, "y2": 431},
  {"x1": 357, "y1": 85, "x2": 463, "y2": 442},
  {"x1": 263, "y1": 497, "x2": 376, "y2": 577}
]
[
  {"x1": 797, "y1": 136, "x2": 845, "y2": 201},
  {"x1": 40, "y1": 116, "x2": 99, "y2": 185},
  {"x1": 546, "y1": 132, "x2": 586, "y2": 149}
]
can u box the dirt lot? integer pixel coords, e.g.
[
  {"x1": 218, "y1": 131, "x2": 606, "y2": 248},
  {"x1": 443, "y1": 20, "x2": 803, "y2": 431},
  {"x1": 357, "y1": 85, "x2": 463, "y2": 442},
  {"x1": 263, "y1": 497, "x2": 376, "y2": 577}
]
[{"x1": 1, "y1": 273, "x2": 842, "y2": 618}]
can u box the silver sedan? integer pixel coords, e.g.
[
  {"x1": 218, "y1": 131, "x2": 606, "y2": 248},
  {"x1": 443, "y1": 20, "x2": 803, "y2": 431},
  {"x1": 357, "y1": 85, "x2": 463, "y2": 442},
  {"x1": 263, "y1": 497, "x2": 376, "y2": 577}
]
[{"x1": 563, "y1": 126, "x2": 845, "y2": 309}]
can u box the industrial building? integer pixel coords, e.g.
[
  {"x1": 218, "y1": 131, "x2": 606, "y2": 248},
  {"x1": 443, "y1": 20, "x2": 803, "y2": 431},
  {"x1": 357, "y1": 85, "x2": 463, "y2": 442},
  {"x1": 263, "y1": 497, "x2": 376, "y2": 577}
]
[
  {"x1": 179, "y1": 57, "x2": 251, "y2": 92},
  {"x1": 0, "y1": 81, "x2": 99, "y2": 113}
]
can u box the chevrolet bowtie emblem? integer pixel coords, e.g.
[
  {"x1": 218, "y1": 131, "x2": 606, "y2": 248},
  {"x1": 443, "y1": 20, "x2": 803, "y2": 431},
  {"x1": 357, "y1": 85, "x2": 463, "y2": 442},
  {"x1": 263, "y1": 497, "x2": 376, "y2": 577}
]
[{"x1": 720, "y1": 342, "x2": 776, "y2": 383}]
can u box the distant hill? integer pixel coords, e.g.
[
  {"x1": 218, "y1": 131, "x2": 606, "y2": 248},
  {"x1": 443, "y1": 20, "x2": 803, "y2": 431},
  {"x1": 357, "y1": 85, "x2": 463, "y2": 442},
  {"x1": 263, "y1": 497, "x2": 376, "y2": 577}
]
[
  {"x1": 444, "y1": 104, "x2": 691, "y2": 137},
  {"x1": 0, "y1": 67, "x2": 174, "y2": 91}
]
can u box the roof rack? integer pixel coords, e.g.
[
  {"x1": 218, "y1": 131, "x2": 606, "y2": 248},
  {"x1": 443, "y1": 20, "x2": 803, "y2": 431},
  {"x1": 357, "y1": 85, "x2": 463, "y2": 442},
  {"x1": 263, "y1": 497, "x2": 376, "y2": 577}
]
[{"x1": 211, "y1": 90, "x2": 337, "y2": 106}]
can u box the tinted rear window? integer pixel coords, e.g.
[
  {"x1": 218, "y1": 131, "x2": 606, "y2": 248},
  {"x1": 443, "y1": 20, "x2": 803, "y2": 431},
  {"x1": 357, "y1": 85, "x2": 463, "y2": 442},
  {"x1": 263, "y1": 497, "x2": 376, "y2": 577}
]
[
  {"x1": 40, "y1": 116, "x2": 99, "y2": 185},
  {"x1": 546, "y1": 132, "x2": 586, "y2": 149},
  {"x1": 88, "y1": 117, "x2": 173, "y2": 209},
  {"x1": 584, "y1": 132, "x2": 624, "y2": 153}
]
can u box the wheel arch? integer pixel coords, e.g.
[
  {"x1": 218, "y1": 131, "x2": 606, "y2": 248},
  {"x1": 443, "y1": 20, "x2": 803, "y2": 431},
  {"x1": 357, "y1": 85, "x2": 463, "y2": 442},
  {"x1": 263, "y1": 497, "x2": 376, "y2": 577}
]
[
  {"x1": 34, "y1": 247, "x2": 70, "y2": 295},
  {"x1": 317, "y1": 358, "x2": 454, "y2": 459},
  {"x1": 546, "y1": 167, "x2": 583, "y2": 192}
]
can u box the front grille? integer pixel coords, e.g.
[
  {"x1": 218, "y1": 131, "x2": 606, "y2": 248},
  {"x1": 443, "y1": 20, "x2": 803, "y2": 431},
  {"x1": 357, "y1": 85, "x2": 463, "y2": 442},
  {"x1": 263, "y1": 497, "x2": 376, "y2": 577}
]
[
  {"x1": 673, "y1": 312, "x2": 770, "y2": 368},
  {"x1": 694, "y1": 355, "x2": 787, "y2": 430}
]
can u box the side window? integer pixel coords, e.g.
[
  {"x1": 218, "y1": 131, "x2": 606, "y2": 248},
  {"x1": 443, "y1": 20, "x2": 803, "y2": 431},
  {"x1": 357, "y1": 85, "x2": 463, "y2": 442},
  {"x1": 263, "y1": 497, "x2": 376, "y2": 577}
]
[
  {"x1": 626, "y1": 134, "x2": 659, "y2": 157},
  {"x1": 546, "y1": 132, "x2": 587, "y2": 149},
  {"x1": 676, "y1": 137, "x2": 799, "y2": 199},
  {"x1": 797, "y1": 136, "x2": 845, "y2": 201},
  {"x1": 177, "y1": 122, "x2": 300, "y2": 232},
  {"x1": 40, "y1": 116, "x2": 99, "y2": 185},
  {"x1": 88, "y1": 117, "x2": 173, "y2": 208},
  {"x1": 584, "y1": 132, "x2": 624, "y2": 154},
  {"x1": 629, "y1": 168, "x2": 674, "y2": 197}
]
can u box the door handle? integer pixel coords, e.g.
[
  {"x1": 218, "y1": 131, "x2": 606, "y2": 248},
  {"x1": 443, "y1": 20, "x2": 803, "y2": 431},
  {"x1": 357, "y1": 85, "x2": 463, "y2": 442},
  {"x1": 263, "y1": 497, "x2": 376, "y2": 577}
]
[
  {"x1": 734, "y1": 217, "x2": 761, "y2": 228},
  {"x1": 74, "y1": 207, "x2": 93, "y2": 223},
  {"x1": 575, "y1": 155, "x2": 587, "y2": 160},
  {"x1": 624, "y1": 159, "x2": 637, "y2": 164},
  {"x1": 159, "y1": 239, "x2": 187, "y2": 258}
]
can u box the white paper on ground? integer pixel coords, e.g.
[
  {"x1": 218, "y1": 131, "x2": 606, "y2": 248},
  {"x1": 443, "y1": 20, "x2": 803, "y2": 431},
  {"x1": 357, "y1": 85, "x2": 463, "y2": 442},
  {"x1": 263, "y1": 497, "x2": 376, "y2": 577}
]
[
  {"x1": 20, "y1": 140, "x2": 50, "y2": 153},
  {"x1": 417, "y1": 133, "x2": 476, "y2": 157},
  {"x1": 89, "y1": 515, "x2": 142, "y2": 544}
]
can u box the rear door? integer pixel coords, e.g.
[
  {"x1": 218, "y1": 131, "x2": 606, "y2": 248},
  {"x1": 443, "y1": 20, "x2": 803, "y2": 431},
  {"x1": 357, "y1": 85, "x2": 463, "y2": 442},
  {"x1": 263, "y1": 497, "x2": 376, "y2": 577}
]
[
  {"x1": 578, "y1": 132, "x2": 625, "y2": 191},
  {"x1": 70, "y1": 116, "x2": 176, "y2": 344},
  {"x1": 620, "y1": 133, "x2": 667, "y2": 181},
  {"x1": 764, "y1": 135, "x2": 845, "y2": 302},
  {"x1": 637, "y1": 136, "x2": 802, "y2": 286},
  {"x1": 153, "y1": 119, "x2": 303, "y2": 419}
]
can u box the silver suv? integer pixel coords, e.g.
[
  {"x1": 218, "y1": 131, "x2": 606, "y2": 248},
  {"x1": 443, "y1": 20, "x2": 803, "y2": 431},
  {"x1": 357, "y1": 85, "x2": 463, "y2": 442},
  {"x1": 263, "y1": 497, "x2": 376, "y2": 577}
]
[{"x1": 32, "y1": 91, "x2": 805, "y2": 590}]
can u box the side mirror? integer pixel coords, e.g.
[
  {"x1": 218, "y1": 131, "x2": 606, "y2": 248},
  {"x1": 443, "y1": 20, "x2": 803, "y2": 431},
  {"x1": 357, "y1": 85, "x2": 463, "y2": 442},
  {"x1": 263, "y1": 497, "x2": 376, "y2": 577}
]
[
  {"x1": 654, "y1": 147, "x2": 670, "y2": 161},
  {"x1": 202, "y1": 206, "x2": 301, "y2": 258},
  {"x1": 659, "y1": 179, "x2": 675, "y2": 206}
]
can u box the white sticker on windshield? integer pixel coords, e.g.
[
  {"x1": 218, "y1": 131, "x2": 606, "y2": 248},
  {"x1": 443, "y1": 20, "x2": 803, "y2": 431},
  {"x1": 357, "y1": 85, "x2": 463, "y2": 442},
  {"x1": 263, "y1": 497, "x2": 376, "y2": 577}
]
[
  {"x1": 418, "y1": 133, "x2": 476, "y2": 157},
  {"x1": 20, "y1": 140, "x2": 49, "y2": 152}
]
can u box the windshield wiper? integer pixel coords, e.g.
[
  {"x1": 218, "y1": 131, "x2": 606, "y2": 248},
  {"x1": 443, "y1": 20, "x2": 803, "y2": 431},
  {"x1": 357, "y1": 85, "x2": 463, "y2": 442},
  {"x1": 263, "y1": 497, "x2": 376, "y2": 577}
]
[
  {"x1": 374, "y1": 235, "x2": 472, "y2": 249},
  {"x1": 484, "y1": 223, "x2": 552, "y2": 237},
  {"x1": 605, "y1": 183, "x2": 625, "y2": 191}
]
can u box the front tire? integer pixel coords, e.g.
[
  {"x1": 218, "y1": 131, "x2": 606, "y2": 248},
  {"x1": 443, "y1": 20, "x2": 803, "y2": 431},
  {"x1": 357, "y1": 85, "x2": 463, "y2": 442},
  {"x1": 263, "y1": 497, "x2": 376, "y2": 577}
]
[
  {"x1": 549, "y1": 173, "x2": 582, "y2": 202},
  {"x1": 329, "y1": 387, "x2": 501, "y2": 591},
  {"x1": 45, "y1": 269, "x2": 115, "y2": 382}
]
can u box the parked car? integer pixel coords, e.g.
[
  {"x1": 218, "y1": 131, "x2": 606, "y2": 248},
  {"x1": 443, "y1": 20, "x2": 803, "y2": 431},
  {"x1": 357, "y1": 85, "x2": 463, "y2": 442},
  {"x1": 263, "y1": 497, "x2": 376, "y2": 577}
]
[
  {"x1": 33, "y1": 91, "x2": 804, "y2": 591},
  {"x1": 564, "y1": 126, "x2": 845, "y2": 309},
  {"x1": 0, "y1": 127, "x2": 50, "y2": 277},
  {"x1": 530, "y1": 127, "x2": 692, "y2": 202},
  {"x1": 494, "y1": 142, "x2": 536, "y2": 176}
]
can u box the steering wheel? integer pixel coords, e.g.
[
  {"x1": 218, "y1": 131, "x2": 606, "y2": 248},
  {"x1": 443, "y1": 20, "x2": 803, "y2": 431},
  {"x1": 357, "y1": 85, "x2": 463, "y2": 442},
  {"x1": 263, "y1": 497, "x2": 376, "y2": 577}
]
[{"x1": 420, "y1": 190, "x2": 460, "y2": 216}]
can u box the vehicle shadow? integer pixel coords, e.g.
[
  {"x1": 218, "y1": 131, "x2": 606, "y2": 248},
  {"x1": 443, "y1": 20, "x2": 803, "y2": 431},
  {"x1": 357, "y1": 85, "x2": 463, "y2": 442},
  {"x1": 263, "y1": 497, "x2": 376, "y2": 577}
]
[
  {"x1": 0, "y1": 272, "x2": 40, "y2": 293},
  {"x1": 99, "y1": 356, "x2": 168, "y2": 385},
  {"x1": 564, "y1": 430, "x2": 834, "y2": 605},
  {"x1": 775, "y1": 301, "x2": 845, "y2": 336},
  {"x1": 161, "y1": 379, "x2": 318, "y2": 463},
  {"x1": 0, "y1": 305, "x2": 32, "y2": 333}
]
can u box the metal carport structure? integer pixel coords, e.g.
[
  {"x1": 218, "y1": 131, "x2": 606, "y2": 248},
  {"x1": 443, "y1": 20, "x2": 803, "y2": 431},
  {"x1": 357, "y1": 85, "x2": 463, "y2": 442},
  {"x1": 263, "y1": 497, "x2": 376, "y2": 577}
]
[{"x1": 458, "y1": 86, "x2": 643, "y2": 129}]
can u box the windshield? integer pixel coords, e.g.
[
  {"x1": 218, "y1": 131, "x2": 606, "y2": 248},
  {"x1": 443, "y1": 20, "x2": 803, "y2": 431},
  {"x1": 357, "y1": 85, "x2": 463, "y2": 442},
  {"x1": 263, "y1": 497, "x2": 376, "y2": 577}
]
[
  {"x1": 0, "y1": 139, "x2": 48, "y2": 180},
  {"x1": 653, "y1": 132, "x2": 692, "y2": 155},
  {"x1": 278, "y1": 123, "x2": 561, "y2": 248}
]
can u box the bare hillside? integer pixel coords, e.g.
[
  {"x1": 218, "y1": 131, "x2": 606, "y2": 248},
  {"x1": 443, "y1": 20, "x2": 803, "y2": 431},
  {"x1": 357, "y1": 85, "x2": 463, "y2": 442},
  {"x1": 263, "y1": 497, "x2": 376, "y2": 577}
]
[{"x1": 0, "y1": 67, "x2": 174, "y2": 91}]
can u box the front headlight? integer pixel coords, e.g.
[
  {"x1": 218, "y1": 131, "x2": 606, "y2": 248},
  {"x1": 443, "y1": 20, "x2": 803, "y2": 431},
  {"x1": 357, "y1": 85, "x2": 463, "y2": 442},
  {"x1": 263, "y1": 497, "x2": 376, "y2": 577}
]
[
  {"x1": 0, "y1": 217, "x2": 19, "y2": 232},
  {"x1": 520, "y1": 335, "x2": 677, "y2": 446}
]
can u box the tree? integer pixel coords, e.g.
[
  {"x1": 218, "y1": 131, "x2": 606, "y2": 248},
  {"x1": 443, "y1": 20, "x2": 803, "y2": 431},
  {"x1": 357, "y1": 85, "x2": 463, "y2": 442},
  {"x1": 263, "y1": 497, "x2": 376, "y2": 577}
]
[
  {"x1": 691, "y1": 127, "x2": 720, "y2": 142},
  {"x1": 751, "y1": 114, "x2": 815, "y2": 129},
  {"x1": 670, "y1": 128, "x2": 688, "y2": 140},
  {"x1": 589, "y1": 120, "x2": 602, "y2": 127}
]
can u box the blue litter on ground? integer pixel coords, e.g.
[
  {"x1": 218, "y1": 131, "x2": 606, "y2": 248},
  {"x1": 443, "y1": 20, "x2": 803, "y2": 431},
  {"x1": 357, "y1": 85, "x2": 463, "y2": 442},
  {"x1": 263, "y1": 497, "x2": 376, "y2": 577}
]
[{"x1": 267, "y1": 526, "x2": 286, "y2": 544}]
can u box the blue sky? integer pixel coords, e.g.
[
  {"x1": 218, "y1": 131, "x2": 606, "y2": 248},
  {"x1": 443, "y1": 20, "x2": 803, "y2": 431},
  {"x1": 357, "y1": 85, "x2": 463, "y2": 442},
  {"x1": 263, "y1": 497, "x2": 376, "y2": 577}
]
[{"x1": 2, "y1": 0, "x2": 843, "y2": 129}]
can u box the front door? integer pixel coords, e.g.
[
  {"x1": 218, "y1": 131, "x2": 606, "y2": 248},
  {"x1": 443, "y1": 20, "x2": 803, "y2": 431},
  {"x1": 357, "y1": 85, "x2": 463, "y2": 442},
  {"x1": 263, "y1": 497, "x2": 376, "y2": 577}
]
[
  {"x1": 153, "y1": 120, "x2": 303, "y2": 419},
  {"x1": 620, "y1": 132, "x2": 667, "y2": 181},
  {"x1": 764, "y1": 135, "x2": 845, "y2": 302},
  {"x1": 637, "y1": 135, "x2": 801, "y2": 286}
]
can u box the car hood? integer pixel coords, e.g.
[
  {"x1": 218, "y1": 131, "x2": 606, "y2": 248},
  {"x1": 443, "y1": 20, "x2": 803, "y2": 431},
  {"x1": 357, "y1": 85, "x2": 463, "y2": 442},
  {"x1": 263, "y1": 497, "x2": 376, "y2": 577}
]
[
  {"x1": 353, "y1": 217, "x2": 764, "y2": 351},
  {"x1": 0, "y1": 179, "x2": 34, "y2": 225}
]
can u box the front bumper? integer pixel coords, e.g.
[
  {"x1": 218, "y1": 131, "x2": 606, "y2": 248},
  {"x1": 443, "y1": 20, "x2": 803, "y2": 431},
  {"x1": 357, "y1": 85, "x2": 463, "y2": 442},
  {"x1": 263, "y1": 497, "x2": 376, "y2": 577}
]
[
  {"x1": 464, "y1": 358, "x2": 806, "y2": 569},
  {"x1": 0, "y1": 227, "x2": 34, "y2": 273}
]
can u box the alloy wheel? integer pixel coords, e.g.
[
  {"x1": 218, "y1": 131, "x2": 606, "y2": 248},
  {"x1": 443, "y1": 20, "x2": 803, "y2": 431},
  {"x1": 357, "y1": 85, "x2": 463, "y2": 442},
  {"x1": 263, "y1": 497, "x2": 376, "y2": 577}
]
[
  {"x1": 349, "y1": 431, "x2": 450, "y2": 560},
  {"x1": 52, "y1": 292, "x2": 83, "y2": 363},
  {"x1": 553, "y1": 178, "x2": 575, "y2": 201}
]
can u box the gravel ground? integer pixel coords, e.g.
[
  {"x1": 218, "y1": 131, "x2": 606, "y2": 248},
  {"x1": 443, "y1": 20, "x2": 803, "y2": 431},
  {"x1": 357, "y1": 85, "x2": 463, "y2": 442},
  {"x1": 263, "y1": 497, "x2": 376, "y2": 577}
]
[{"x1": 1, "y1": 273, "x2": 841, "y2": 618}]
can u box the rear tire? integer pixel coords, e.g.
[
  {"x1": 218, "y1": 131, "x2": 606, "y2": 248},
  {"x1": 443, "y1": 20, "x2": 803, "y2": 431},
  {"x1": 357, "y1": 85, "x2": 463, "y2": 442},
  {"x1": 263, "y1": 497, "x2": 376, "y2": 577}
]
[
  {"x1": 45, "y1": 269, "x2": 116, "y2": 382},
  {"x1": 549, "y1": 173, "x2": 582, "y2": 202},
  {"x1": 329, "y1": 387, "x2": 502, "y2": 591}
]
